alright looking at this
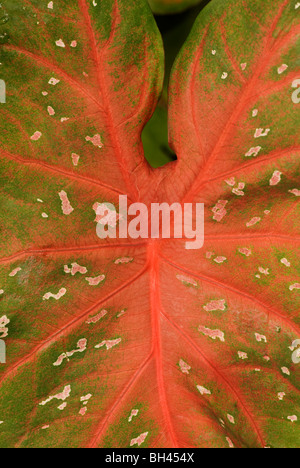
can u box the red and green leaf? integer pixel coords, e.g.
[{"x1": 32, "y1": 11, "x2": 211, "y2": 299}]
[{"x1": 0, "y1": 0, "x2": 299, "y2": 448}]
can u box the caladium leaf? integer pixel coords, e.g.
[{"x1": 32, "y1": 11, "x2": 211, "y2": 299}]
[
  {"x1": 148, "y1": 0, "x2": 205, "y2": 15},
  {"x1": 0, "y1": 0, "x2": 299, "y2": 449}
]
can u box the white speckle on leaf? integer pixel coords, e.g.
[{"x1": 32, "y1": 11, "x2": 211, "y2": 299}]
[
  {"x1": 30, "y1": 131, "x2": 42, "y2": 141},
  {"x1": 197, "y1": 385, "x2": 211, "y2": 396},
  {"x1": 278, "y1": 64, "x2": 288, "y2": 74},
  {"x1": 9, "y1": 267, "x2": 21, "y2": 277},
  {"x1": 289, "y1": 189, "x2": 300, "y2": 197},
  {"x1": 179, "y1": 359, "x2": 191, "y2": 374},
  {"x1": 55, "y1": 39, "x2": 65, "y2": 48},
  {"x1": 53, "y1": 339, "x2": 87, "y2": 367},
  {"x1": 39, "y1": 385, "x2": 71, "y2": 406},
  {"x1": 128, "y1": 409, "x2": 139, "y2": 422},
  {"x1": 232, "y1": 182, "x2": 245, "y2": 196},
  {"x1": 64, "y1": 262, "x2": 87, "y2": 276},
  {"x1": 0, "y1": 315, "x2": 10, "y2": 338},
  {"x1": 203, "y1": 299, "x2": 226, "y2": 312},
  {"x1": 245, "y1": 146, "x2": 261, "y2": 157},
  {"x1": 212, "y1": 200, "x2": 228, "y2": 222},
  {"x1": 239, "y1": 247, "x2": 252, "y2": 257},
  {"x1": 227, "y1": 414, "x2": 235, "y2": 424},
  {"x1": 269, "y1": 170, "x2": 282, "y2": 186},
  {"x1": 246, "y1": 217, "x2": 261, "y2": 228},
  {"x1": 80, "y1": 394, "x2": 92, "y2": 403},
  {"x1": 59, "y1": 191, "x2": 74, "y2": 215},
  {"x1": 85, "y1": 134, "x2": 103, "y2": 148},
  {"x1": 258, "y1": 267, "x2": 270, "y2": 276},
  {"x1": 130, "y1": 432, "x2": 148, "y2": 447},
  {"x1": 115, "y1": 257, "x2": 133, "y2": 265},
  {"x1": 95, "y1": 338, "x2": 121, "y2": 350},
  {"x1": 176, "y1": 274, "x2": 198, "y2": 288},
  {"x1": 47, "y1": 106, "x2": 55, "y2": 116},
  {"x1": 86, "y1": 310, "x2": 107, "y2": 324},
  {"x1": 57, "y1": 403, "x2": 67, "y2": 411},
  {"x1": 214, "y1": 256, "x2": 227, "y2": 264},
  {"x1": 281, "y1": 367, "x2": 290, "y2": 376},
  {"x1": 48, "y1": 77, "x2": 60, "y2": 86},
  {"x1": 254, "y1": 128, "x2": 270, "y2": 138},
  {"x1": 85, "y1": 275, "x2": 105, "y2": 286},
  {"x1": 225, "y1": 177, "x2": 236, "y2": 187},
  {"x1": 226, "y1": 437, "x2": 234, "y2": 448},
  {"x1": 43, "y1": 288, "x2": 66, "y2": 301},
  {"x1": 255, "y1": 333, "x2": 267, "y2": 343},
  {"x1": 198, "y1": 326, "x2": 225, "y2": 342},
  {"x1": 79, "y1": 407, "x2": 87, "y2": 416},
  {"x1": 71, "y1": 153, "x2": 80, "y2": 166}
]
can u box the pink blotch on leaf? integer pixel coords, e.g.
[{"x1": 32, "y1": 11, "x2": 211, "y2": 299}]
[
  {"x1": 30, "y1": 131, "x2": 42, "y2": 141},
  {"x1": 58, "y1": 191, "x2": 74, "y2": 215},
  {"x1": 197, "y1": 385, "x2": 211, "y2": 396},
  {"x1": 64, "y1": 262, "x2": 87, "y2": 276},
  {"x1": 198, "y1": 326, "x2": 225, "y2": 342},
  {"x1": 212, "y1": 200, "x2": 228, "y2": 222},
  {"x1": 278, "y1": 64, "x2": 288, "y2": 74},
  {"x1": 48, "y1": 77, "x2": 60, "y2": 85},
  {"x1": 246, "y1": 217, "x2": 261, "y2": 228},
  {"x1": 130, "y1": 432, "x2": 148, "y2": 447},
  {"x1": 179, "y1": 359, "x2": 191, "y2": 374},
  {"x1": 47, "y1": 106, "x2": 55, "y2": 116},
  {"x1": 254, "y1": 128, "x2": 270, "y2": 138},
  {"x1": 43, "y1": 288, "x2": 67, "y2": 301},
  {"x1": 203, "y1": 299, "x2": 226, "y2": 312},
  {"x1": 86, "y1": 310, "x2": 107, "y2": 324},
  {"x1": 289, "y1": 189, "x2": 300, "y2": 197},
  {"x1": 95, "y1": 338, "x2": 122, "y2": 350},
  {"x1": 55, "y1": 39, "x2": 65, "y2": 48},
  {"x1": 245, "y1": 146, "x2": 261, "y2": 157},
  {"x1": 128, "y1": 409, "x2": 139, "y2": 422},
  {"x1": 214, "y1": 256, "x2": 227, "y2": 264},
  {"x1": 85, "y1": 134, "x2": 103, "y2": 148},
  {"x1": 239, "y1": 247, "x2": 252, "y2": 257},
  {"x1": 85, "y1": 275, "x2": 105, "y2": 286},
  {"x1": 269, "y1": 170, "x2": 282, "y2": 186},
  {"x1": 9, "y1": 267, "x2": 21, "y2": 277},
  {"x1": 176, "y1": 274, "x2": 198, "y2": 287},
  {"x1": 289, "y1": 283, "x2": 300, "y2": 291},
  {"x1": 71, "y1": 153, "x2": 80, "y2": 166},
  {"x1": 115, "y1": 257, "x2": 134, "y2": 265}
]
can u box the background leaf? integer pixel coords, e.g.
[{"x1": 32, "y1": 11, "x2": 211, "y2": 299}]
[{"x1": 148, "y1": 0, "x2": 205, "y2": 15}]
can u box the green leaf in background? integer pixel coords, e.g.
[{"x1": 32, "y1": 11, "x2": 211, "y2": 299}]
[
  {"x1": 143, "y1": 1, "x2": 210, "y2": 167},
  {"x1": 148, "y1": 0, "x2": 204, "y2": 15}
]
